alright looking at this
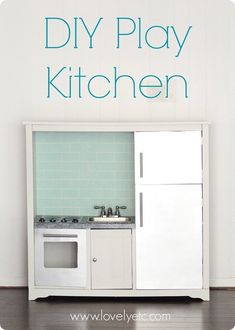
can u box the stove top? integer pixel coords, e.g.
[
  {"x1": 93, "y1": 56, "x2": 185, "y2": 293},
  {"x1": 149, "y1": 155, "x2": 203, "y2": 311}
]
[
  {"x1": 35, "y1": 215, "x2": 82, "y2": 224},
  {"x1": 34, "y1": 215, "x2": 135, "y2": 229}
]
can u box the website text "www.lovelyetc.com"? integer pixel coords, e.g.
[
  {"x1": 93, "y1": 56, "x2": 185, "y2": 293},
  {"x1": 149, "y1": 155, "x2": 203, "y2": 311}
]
[{"x1": 70, "y1": 309, "x2": 171, "y2": 324}]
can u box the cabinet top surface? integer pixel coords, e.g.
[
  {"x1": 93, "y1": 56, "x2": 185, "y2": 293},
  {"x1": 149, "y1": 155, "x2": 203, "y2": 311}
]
[
  {"x1": 24, "y1": 121, "x2": 209, "y2": 132},
  {"x1": 24, "y1": 121, "x2": 209, "y2": 125}
]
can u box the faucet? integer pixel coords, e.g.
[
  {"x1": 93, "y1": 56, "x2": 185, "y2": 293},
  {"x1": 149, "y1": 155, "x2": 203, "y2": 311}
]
[
  {"x1": 115, "y1": 206, "x2": 127, "y2": 217},
  {"x1": 107, "y1": 207, "x2": 113, "y2": 217},
  {"x1": 94, "y1": 205, "x2": 127, "y2": 217},
  {"x1": 94, "y1": 206, "x2": 106, "y2": 217}
]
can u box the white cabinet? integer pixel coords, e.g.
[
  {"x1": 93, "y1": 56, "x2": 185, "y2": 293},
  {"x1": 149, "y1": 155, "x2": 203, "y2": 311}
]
[
  {"x1": 135, "y1": 185, "x2": 202, "y2": 289},
  {"x1": 135, "y1": 131, "x2": 202, "y2": 184},
  {"x1": 26, "y1": 122, "x2": 209, "y2": 300},
  {"x1": 91, "y1": 229, "x2": 132, "y2": 289}
]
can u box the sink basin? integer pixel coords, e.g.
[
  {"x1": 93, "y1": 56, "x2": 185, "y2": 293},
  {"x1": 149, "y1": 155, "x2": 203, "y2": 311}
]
[{"x1": 89, "y1": 217, "x2": 131, "y2": 223}]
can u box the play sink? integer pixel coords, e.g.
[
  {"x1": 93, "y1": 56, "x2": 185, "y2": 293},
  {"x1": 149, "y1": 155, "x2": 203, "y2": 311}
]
[{"x1": 88, "y1": 217, "x2": 131, "y2": 223}]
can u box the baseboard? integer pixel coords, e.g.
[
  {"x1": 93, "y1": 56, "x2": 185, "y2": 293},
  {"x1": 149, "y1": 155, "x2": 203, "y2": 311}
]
[
  {"x1": 0, "y1": 286, "x2": 27, "y2": 288},
  {"x1": 210, "y1": 287, "x2": 235, "y2": 290},
  {"x1": 210, "y1": 278, "x2": 235, "y2": 287},
  {"x1": 0, "y1": 278, "x2": 27, "y2": 287}
]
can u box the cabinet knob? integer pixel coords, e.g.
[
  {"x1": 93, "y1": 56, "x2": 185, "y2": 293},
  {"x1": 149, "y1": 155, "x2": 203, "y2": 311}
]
[{"x1": 92, "y1": 257, "x2": 97, "y2": 262}]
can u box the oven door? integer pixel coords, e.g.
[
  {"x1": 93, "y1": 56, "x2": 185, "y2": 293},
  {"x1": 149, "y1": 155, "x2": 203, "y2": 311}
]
[{"x1": 35, "y1": 228, "x2": 87, "y2": 287}]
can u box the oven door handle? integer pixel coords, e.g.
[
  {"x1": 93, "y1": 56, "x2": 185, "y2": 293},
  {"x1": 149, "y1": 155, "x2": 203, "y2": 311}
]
[{"x1": 43, "y1": 234, "x2": 78, "y2": 238}]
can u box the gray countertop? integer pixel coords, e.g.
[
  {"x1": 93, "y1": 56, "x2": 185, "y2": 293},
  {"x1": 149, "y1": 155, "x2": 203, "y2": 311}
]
[{"x1": 34, "y1": 216, "x2": 135, "y2": 229}]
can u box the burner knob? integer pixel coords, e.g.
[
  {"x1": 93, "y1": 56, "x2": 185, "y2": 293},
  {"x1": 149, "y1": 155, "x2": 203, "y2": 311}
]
[
  {"x1": 39, "y1": 217, "x2": 45, "y2": 223},
  {"x1": 50, "y1": 218, "x2": 56, "y2": 222},
  {"x1": 72, "y1": 218, "x2": 78, "y2": 223},
  {"x1": 61, "y1": 218, "x2": 67, "y2": 223}
]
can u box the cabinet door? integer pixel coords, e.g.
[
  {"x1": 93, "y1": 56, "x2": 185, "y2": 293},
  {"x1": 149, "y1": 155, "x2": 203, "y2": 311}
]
[
  {"x1": 135, "y1": 131, "x2": 202, "y2": 184},
  {"x1": 135, "y1": 185, "x2": 202, "y2": 289},
  {"x1": 91, "y1": 230, "x2": 132, "y2": 289}
]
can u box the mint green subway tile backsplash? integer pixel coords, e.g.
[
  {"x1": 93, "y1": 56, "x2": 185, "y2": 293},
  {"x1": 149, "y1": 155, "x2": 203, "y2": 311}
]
[{"x1": 34, "y1": 132, "x2": 135, "y2": 216}]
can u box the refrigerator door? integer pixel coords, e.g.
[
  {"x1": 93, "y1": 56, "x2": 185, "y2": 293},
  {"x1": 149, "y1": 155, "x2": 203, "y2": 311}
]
[
  {"x1": 135, "y1": 131, "x2": 202, "y2": 184},
  {"x1": 135, "y1": 185, "x2": 203, "y2": 289}
]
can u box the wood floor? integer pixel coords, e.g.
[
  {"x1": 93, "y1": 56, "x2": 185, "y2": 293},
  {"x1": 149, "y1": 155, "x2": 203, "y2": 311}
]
[{"x1": 0, "y1": 289, "x2": 234, "y2": 329}]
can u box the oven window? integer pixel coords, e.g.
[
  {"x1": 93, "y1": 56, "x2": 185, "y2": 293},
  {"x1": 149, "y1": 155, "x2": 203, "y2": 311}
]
[{"x1": 44, "y1": 242, "x2": 78, "y2": 268}]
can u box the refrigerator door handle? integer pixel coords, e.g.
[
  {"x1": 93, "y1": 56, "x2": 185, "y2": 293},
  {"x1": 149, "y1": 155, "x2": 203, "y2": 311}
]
[
  {"x1": 140, "y1": 152, "x2": 143, "y2": 178},
  {"x1": 140, "y1": 192, "x2": 143, "y2": 227}
]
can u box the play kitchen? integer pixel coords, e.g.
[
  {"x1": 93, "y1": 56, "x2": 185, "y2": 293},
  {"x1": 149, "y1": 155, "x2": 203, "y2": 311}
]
[{"x1": 25, "y1": 122, "x2": 209, "y2": 300}]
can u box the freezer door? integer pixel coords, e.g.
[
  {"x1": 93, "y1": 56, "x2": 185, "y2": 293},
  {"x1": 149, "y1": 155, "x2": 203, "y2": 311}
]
[
  {"x1": 135, "y1": 185, "x2": 203, "y2": 289},
  {"x1": 135, "y1": 131, "x2": 202, "y2": 184}
]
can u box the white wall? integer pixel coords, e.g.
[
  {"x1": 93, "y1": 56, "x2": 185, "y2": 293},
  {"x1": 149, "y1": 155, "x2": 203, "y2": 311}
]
[{"x1": 0, "y1": 0, "x2": 234, "y2": 286}]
